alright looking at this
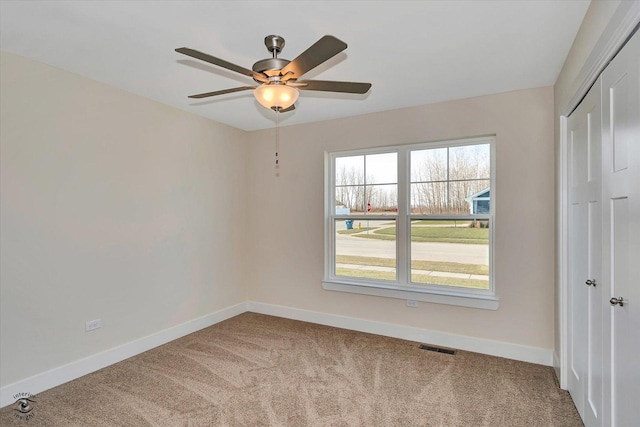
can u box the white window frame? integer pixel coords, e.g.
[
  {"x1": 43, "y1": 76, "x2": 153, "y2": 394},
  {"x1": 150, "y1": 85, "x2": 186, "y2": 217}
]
[{"x1": 323, "y1": 136, "x2": 498, "y2": 310}]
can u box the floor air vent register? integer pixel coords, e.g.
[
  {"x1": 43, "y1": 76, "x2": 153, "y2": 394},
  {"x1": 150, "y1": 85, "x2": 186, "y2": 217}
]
[{"x1": 419, "y1": 344, "x2": 457, "y2": 355}]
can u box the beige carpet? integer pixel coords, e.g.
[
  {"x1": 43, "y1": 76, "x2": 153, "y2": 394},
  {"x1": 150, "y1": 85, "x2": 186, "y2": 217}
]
[{"x1": 1, "y1": 313, "x2": 582, "y2": 426}]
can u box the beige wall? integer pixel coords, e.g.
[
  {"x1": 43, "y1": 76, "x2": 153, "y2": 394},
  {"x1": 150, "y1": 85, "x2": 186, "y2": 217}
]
[
  {"x1": 246, "y1": 87, "x2": 555, "y2": 350},
  {"x1": 0, "y1": 52, "x2": 249, "y2": 386}
]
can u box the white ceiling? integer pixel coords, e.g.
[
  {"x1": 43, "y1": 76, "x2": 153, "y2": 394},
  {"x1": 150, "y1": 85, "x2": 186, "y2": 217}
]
[{"x1": 0, "y1": 1, "x2": 590, "y2": 131}]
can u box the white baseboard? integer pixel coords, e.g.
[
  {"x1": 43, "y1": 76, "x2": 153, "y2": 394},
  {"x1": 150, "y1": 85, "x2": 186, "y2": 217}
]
[
  {"x1": 247, "y1": 301, "x2": 554, "y2": 366},
  {"x1": 0, "y1": 302, "x2": 247, "y2": 408},
  {"x1": 553, "y1": 351, "x2": 562, "y2": 388}
]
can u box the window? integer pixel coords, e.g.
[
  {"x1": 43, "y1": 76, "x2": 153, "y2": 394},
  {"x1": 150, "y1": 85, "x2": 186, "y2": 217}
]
[{"x1": 324, "y1": 137, "x2": 497, "y2": 309}]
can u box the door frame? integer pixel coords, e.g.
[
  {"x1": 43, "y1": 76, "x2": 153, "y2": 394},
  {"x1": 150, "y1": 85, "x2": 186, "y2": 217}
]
[{"x1": 557, "y1": 3, "x2": 640, "y2": 390}]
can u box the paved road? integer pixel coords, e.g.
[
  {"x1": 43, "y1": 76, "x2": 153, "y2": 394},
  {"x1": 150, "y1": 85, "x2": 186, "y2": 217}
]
[{"x1": 336, "y1": 233, "x2": 488, "y2": 265}]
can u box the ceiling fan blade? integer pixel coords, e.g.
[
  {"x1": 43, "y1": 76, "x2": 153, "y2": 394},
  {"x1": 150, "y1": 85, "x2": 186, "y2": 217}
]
[
  {"x1": 188, "y1": 86, "x2": 256, "y2": 99},
  {"x1": 176, "y1": 47, "x2": 268, "y2": 82},
  {"x1": 296, "y1": 80, "x2": 372, "y2": 94},
  {"x1": 280, "y1": 36, "x2": 347, "y2": 78}
]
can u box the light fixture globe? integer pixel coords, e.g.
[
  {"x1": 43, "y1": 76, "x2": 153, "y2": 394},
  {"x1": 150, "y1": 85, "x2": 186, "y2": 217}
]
[{"x1": 254, "y1": 84, "x2": 299, "y2": 110}]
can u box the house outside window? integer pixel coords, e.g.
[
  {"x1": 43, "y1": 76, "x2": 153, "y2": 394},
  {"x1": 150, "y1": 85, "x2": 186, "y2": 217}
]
[
  {"x1": 324, "y1": 136, "x2": 497, "y2": 310},
  {"x1": 466, "y1": 188, "x2": 490, "y2": 214}
]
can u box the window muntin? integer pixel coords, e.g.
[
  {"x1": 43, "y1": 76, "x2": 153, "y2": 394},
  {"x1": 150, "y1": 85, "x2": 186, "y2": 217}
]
[{"x1": 326, "y1": 137, "x2": 495, "y2": 301}]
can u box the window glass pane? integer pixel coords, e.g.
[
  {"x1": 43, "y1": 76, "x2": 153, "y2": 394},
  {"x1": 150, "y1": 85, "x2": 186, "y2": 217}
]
[
  {"x1": 367, "y1": 184, "x2": 397, "y2": 215},
  {"x1": 449, "y1": 144, "x2": 490, "y2": 181},
  {"x1": 449, "y1": 179, "x2": 490, "y2": 214},
  {"x1": 410, "y1": 182, "x2": 447, "y2": 214},
  {"x1": 335, "y1": 219, "x2": 396, "y2": 281},
  {"x1": 411, "y1": 148, "x2": 447, "y2": 182},
  {"x1": 410, "y1": 219, "x2": 489, "y2": 289},
  {"x1": 336, "y1": 155, "x2": 364, "y2": 186},
  {"x1": 335, "y1": 186, "x2": 365, "y2": 213},
  {"x1": 366, "y1": 152, "x2": 397, "y2": 184}
]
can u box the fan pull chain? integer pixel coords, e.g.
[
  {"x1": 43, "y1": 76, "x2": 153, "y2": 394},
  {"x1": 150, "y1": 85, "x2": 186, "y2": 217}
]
[{"x1": 275, "y1": 108, "x2": 280, "y2": 177}]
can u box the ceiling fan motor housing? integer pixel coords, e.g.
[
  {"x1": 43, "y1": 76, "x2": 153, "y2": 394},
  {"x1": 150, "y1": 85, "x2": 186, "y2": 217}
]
[
  {"x1": 264, "y1": 35, "x2": 285, "y2": 54},
  {"x1": 252, "y1": 35, "x2": 291, "y2": 81}
]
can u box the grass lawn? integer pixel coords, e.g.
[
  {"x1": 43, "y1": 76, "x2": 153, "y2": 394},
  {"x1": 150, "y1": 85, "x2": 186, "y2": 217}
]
[
  {"x1": 411, "y1": 220, "x2": 472, "y2": 226},
  {"x1": 355, "y1": 233, "x2": 396, "y2": 241},
  {"x1": 336, "y1": 255, "x2": 488, "y2": 275},
  {"x1": 335, "y1": 267, "x2": 489, "y2": 289},
  {"x1": 337, "y1": 227, "x2": 376, "y2": 235},
  {"x1": 336, "y1": 267, "x2": 397, "y2": 281},
  {"x1": 411, "y1": 274, "x2": 489, "y2": 289},
  {"x1": 354, "y1": 225, "x2": 489, "y2": 244}
]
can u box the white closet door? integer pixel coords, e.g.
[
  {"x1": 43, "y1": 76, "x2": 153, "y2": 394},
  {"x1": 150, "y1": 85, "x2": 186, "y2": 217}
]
[
  {"x1": 601, "y1": 29, "x2": 640, "y2": 427},
  {"x1": 567, "y1": 77, "x2": 603, "y2": 425}
]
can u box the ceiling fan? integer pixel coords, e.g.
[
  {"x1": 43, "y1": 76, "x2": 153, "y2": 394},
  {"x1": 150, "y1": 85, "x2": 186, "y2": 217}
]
[{"x1": 175, "y1": 35, "x2": 372, "y2": 112}]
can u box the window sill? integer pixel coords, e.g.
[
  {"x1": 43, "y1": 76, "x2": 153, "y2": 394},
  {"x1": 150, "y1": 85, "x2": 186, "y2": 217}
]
[{"x1": 322, "y1": 279, "x2": 499, "y2": 310}]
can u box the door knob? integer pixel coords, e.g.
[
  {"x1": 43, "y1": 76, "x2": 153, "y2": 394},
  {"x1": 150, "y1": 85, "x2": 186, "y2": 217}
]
[
  {"x1": 585, "y1": 279, "x2": 597, "y2": 287},
  {"x1": 610, "y1": 297, "x2": 624, "y2": 307}
]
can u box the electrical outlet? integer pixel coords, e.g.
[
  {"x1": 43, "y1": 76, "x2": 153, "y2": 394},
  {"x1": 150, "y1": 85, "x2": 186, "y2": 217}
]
[
  {"x1": 85, "y1": 319, "x2": 102, "y2": 332},
  {"x1": 406, "y1": 300, "x2": 419, "y2": 308}
]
